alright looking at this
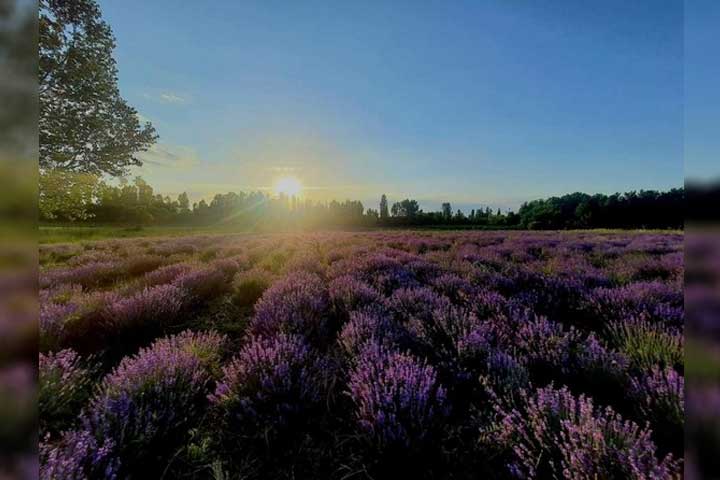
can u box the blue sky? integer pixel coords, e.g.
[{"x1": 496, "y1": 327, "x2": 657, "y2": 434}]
[
  {"x1": 99, "y1": 0, "x2": 684, "y2": 211},
  {"x1": 686, "y1": 0, "x2": 719, "y2": 181}
]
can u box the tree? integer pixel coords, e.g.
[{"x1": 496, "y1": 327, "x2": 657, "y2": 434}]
[
  {"x1": 391, "y1": 199, "x2": 420, "y2": 218},
  {"x1": 177, "y1": 192, "x2": 190, "y2": 214},
  {"x1": 442, "y1": 202, "x2": 452, "y2": 221},
  {"x1": 39, "y1": 0, "x2": 157, "y2": 176},
  {"x1": 379, "y1": 194, "x2": 389, "y2": 220},
  {"x1": 39, "y1": 169, "x2": 102, "y2": 221}
]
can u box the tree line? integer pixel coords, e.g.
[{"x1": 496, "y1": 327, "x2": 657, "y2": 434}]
[
  {"x1": 39, "y1": 172, "x2": 374, "y2": 229},
  {"x1": 375, "y1": 190, "x2": 683, "y2": 229},
  {"x1": 39, "y1": 171, "x2": 684, "y2": 230}
]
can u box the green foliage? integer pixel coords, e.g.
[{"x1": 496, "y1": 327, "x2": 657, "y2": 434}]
[
  {"x1": 518, "y1": 189, "x2": 684, "y2": 230},
  {"x1": 391, "y1": 198, "x2": 421, "y2": 218},
  {"x1": 232, "y1": 270, "x2": 273, "y2": 307},
  {"x1": 379, "y1": 194, "x2": 389, "y2": 220},
  {"x1": 606, "y1": 320, "x2": 683, "y2": 371},
  {"x1": 39, "y1": 169, "x2": 101, "y2": 221},
  {"x1": 39, "y1": 0, "x2": 157, "y2": 176}
]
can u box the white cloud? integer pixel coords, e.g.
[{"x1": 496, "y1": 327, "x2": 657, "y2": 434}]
[
  {"x1": 159, "y1": 92, "x2": 187, "y2": 104},
  {"x1": 142, "y1": 91, "x2": 190, "y2": 105},
  {"x1": 136, "y1": 143, "x2": 200, "y2": 169}
]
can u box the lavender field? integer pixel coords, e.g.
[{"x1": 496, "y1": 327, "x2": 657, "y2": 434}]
[{"x1": 38, "y1": 231, "x2": 684, "y2": 479}]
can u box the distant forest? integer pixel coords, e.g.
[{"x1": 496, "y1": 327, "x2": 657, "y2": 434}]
[{"x1": 39, "y1": 173, "x2": 684, "y2": 230}]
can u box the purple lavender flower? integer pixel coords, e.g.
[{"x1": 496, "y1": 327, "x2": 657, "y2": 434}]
[
  {"x1": 210, "y1": 256, "x2": 244, "y2": 278},
  {"x1": 339, "y1": 309, "x2": 403, "y2": 357},
  {"x1": 105, "y1": 283, "x2": 184, "y2": 333},
  {"x1": 429, "y1": 273, "x2": 476, "y2": 303},
  {"x1": 515, "y1": 316, "x2": 580, "y2": 376},
  {"x1": 80, "y1": 330, "x2": 225, "y2": 473},
  {"x1": 388, "y1": 286, "x2": 451, "y2": 323},
  {"x1": 251, "y1": 271, "x2": 331, "y2": 342},
  {"x1": 40, "y1": 429, "x2": 121, "y2": 480},
  {"x1": 171, "y1": 266, "x2": 229, "y2": 305},
  {"x1": 331, "y1": 254, "x2": 418, "y2": 293},
  {"x1": 502, "y1": 385, "x2": 680, "y2": 479},
  {"x1": 481, "y1": 350, "x2": 530, "y2": 395},
  {"x1": 629, "y1": 367, "x2": 684, "y2": 453},
  {"x1": 589, "y1": 280, "x2": 683, "y2": 325},
  {"x1": 41, "y1": 261, "x2": 121, "y2": 289},
  {"x1": 210, "y1": 333, "x2": 327, "y2": 438},
  {"x1": 347, "y1": 343, "x2": 449, "y2": 451},
  {"x1": 41, "y1": 290, "x2": 120, "y2": 353},
  {"x1": 328, "y1": 275, "x2": 384, "y2": 313},
  {"x1": 39, "y1": 349, "x2": 93, "y2": 435},
  {"x1": 39, "y1": 301, "x2": 78, "y2": 352},
  {"x1": 141, "y1": 262, "x2": 194, "y2": 288}
]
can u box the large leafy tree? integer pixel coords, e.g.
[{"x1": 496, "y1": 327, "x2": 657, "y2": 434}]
[
  {"x1": 390, "y1": 199, "x2": 420, "y2": 218},
  {"x1": 39, "y1": 0, "x2": 157, "y2": 176}
]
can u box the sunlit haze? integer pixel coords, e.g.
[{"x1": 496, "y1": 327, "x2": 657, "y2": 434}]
[{"x1": 273, "y1": 176, "x2": 303, "y2": 197}]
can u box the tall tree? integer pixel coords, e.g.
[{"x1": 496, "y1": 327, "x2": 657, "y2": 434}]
[
  {"x1": 177, "y1": 192, "x2": 190, "y2": 214},
  {"x1": 442, "y1": 202, "x2": 452, "y2": 220},
  {"x1": 39, "y1": 0, "x2": 157, "y2": 176},
  {"x1": 379, "y1": 194, "x2": 389, "y2": 220}
]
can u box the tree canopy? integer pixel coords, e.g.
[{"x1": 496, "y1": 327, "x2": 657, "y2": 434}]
[{"x1": 39, "y1": 0, "x2": 157, "y2": 176}]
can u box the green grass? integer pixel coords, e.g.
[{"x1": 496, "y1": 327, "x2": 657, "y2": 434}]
[
  {"x1": 40, "y1": 224, "x2": 683, "y2": 245},
  {"x1": 39, "y1": 225, "x2": 251, "y2": 244}
]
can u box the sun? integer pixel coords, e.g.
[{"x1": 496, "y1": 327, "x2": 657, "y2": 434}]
[{"x1": 273, "y1": 176, "x2": 303, "y2": 197}]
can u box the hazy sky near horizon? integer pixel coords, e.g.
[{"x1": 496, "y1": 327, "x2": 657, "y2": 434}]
[{"x1": 99, "y1": 0, "x2": 684, "y2": 211}]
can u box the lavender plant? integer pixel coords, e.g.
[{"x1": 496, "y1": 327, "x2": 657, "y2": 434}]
[
  {"x1": 210, "y1": 333, "x2": 328, "y2": 442},
  {"x1": 251, "y1": 271, "x2": 332, "y2": 342},
  {"x1": 39, "y1": 349, "x2": 94, "y2": 436},
  {"x1": 79, "y1": 330, "x2": 225, "y2": 475},
  {"x1": 348, "y1": 343, "x2": 449, "y2": 452},
  {"x1": 502, "y1": 385, "x2": 680, "y2": 479}
]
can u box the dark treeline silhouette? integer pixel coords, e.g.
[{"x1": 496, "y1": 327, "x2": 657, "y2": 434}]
[
  {"x1": 516, "y1": 189, "x2": 684, "y2": 229},
  {"x1": 378, "y1": 189, "x2": 683, "y2": 229},
  {"x1": 686, "y1": 180, "x2": 720, "y2": 222},
  {"x1": 39, "y1": 174, "x2": 684, "y2": 230}
]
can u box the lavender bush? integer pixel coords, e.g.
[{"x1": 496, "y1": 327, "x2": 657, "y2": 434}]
[
  {"x1": 39, "y1": 349, "x2": 93, "y2": 436},
  {"x1": 348, "y1": 343, "x2": 449, "y2": 452},
  {"x1": 251, "y1": 271, "x2": 332, "y2": 342},
  {"x1": 629, "y1": 366, "x2": 684, "y2": 454},
  {"x1": 210, "y1": 333, "x2": 328, "y2": 441},
  {"x1": 338, "y1": 309, "x2": 404, "y2": 357},
  {"x1": 76, "y1": 330, "x2": 225, "y2": 475},
  {"x1": 502, "y1": 385, "x2": 680, "y2": 479},
  {"x1": 606, "y1": 318, "x2": 683, "y2": 371}
]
